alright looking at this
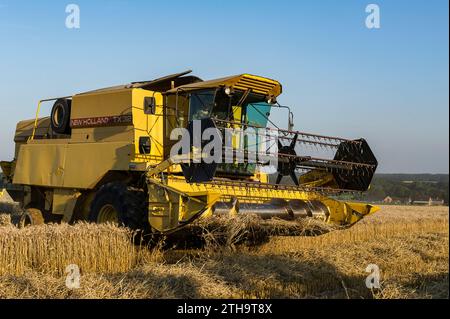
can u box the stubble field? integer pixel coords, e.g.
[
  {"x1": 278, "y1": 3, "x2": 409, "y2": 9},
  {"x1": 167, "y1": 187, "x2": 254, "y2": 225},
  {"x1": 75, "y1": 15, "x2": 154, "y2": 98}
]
[{"x1": 0, "y1": 201, "x2": 448, "y2": 299}]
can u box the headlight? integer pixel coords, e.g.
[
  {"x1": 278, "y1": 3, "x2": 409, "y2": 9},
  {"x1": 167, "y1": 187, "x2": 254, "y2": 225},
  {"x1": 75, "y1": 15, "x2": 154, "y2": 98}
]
[
  {"x1": 224, "y1": 87, "x2": 234, "y2": 96},
  {"x1": 267, "y1": 96, "x2": 277, "y2": 104}
]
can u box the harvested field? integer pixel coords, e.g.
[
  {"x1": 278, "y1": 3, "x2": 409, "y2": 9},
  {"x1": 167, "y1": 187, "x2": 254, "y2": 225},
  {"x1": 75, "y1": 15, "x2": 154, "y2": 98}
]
[{"x1": 0, "y1": 205, "x2": 448, "y2": 299}]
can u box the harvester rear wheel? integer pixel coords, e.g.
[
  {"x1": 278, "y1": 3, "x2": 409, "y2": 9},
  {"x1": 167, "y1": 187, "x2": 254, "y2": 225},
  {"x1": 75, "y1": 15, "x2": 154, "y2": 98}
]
[
  {"x1": 18, "y1": 208, "x2": 45, "y2": 228},
  {"x1": 89, "y1": 182, "x2": 149, "y2": 233}
]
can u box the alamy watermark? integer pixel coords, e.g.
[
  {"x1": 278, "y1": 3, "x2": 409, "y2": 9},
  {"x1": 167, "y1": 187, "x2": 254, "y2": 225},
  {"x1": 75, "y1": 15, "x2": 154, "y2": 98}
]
[
  {"x1": 65, "y1": 4, "x2": 80, "y2": 29},
  {"x1": 365, "y1": 264, "x2": 381, "y2": 289},
  {"x1": 365, "y1": 4, "x2": 381, "y2": 29},
  {"x1": 169, "y1": 120, "x2": 279, "y2": 174},
  {"x1": 65, "y1": 264, "x2": 81, "y2": 289}
]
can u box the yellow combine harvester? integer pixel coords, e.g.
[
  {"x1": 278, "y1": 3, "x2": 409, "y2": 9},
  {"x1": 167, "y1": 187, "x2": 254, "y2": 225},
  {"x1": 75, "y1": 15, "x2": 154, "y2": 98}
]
[{"x1": 0, "y1": 70, "x2": 378, "y2": 234}]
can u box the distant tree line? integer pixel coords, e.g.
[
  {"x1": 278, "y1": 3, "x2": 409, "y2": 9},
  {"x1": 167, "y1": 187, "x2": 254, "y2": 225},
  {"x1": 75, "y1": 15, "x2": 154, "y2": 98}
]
[{"x1": 363, "y1": 174, "x2": 449, "y2": 204}]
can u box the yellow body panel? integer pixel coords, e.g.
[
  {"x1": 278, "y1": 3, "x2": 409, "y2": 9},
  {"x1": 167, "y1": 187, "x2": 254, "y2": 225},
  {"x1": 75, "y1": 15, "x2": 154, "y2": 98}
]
[
  {"x1": 52, "y1": 189, "x2": 81, "y2": 222},
  {"x1": 14, "y1": 143, "x2": 67, "y2": 187},
  {"x1": 72, "y1": 88, "x2": 133, "y2": 118},
  {"x1": 13, "y1": 141, "x2": 133, "y2": 189},
  {"x1": 131, "y1": 89, "x2": 164, "y2": 164}
]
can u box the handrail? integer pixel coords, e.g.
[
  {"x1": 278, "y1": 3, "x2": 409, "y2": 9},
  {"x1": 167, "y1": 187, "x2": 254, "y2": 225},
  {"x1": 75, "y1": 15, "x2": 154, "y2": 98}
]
[{"x1": 29, "y1": 96, "x2": 72, "y2": 141}]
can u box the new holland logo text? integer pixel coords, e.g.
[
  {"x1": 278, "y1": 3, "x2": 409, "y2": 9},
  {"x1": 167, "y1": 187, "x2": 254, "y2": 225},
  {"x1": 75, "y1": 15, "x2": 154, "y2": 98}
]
[{"x1": 70, "y1": 114, "x2": 132, "y2": 128}]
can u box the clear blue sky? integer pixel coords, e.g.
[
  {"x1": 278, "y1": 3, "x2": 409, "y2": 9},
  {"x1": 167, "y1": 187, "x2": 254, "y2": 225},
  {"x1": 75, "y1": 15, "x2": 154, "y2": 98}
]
[{"x1": 0, "y1": 0, "x2": 448, "y2": 173}]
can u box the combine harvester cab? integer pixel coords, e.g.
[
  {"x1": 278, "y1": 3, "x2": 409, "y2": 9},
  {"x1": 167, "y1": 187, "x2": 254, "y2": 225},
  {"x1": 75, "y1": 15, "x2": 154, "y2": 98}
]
[{"x1": 1, "y1": 70, "x2": 378, "y2": 235}]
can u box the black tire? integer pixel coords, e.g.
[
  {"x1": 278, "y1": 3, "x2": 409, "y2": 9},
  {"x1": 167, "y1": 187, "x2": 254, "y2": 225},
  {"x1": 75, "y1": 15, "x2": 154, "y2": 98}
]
[
  {"x1": 89, "y1": 182, "x2": 149, "y2": 233},
  {"x1": 19, "y1": 208, "x2": 45, "y2": 228},
  {"x1": 50, "y1": 99, "x2": 72, "y2": 135},
  {"x1": 24, "y1": 196, "x2": 62, "y2": 224}
]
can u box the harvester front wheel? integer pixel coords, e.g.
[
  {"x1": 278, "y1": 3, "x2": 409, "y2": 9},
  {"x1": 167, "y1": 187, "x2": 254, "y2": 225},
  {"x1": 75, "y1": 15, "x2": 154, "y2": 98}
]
[
  {"x1": 89, "y1": 182, "x2": 149, "y2": 233},
  {"x1": 18, "y1": 208, "x2": 45, "y2": 228}
]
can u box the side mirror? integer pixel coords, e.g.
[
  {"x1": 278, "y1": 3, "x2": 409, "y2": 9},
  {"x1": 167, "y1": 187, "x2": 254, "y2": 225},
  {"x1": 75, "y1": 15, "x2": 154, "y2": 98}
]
[
  {"x1": 144, "y1": 97, "x2": 156, "y2": 115},
  {"x1": 288, "y1": 112, "x2": 294, "y2": 131}
]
